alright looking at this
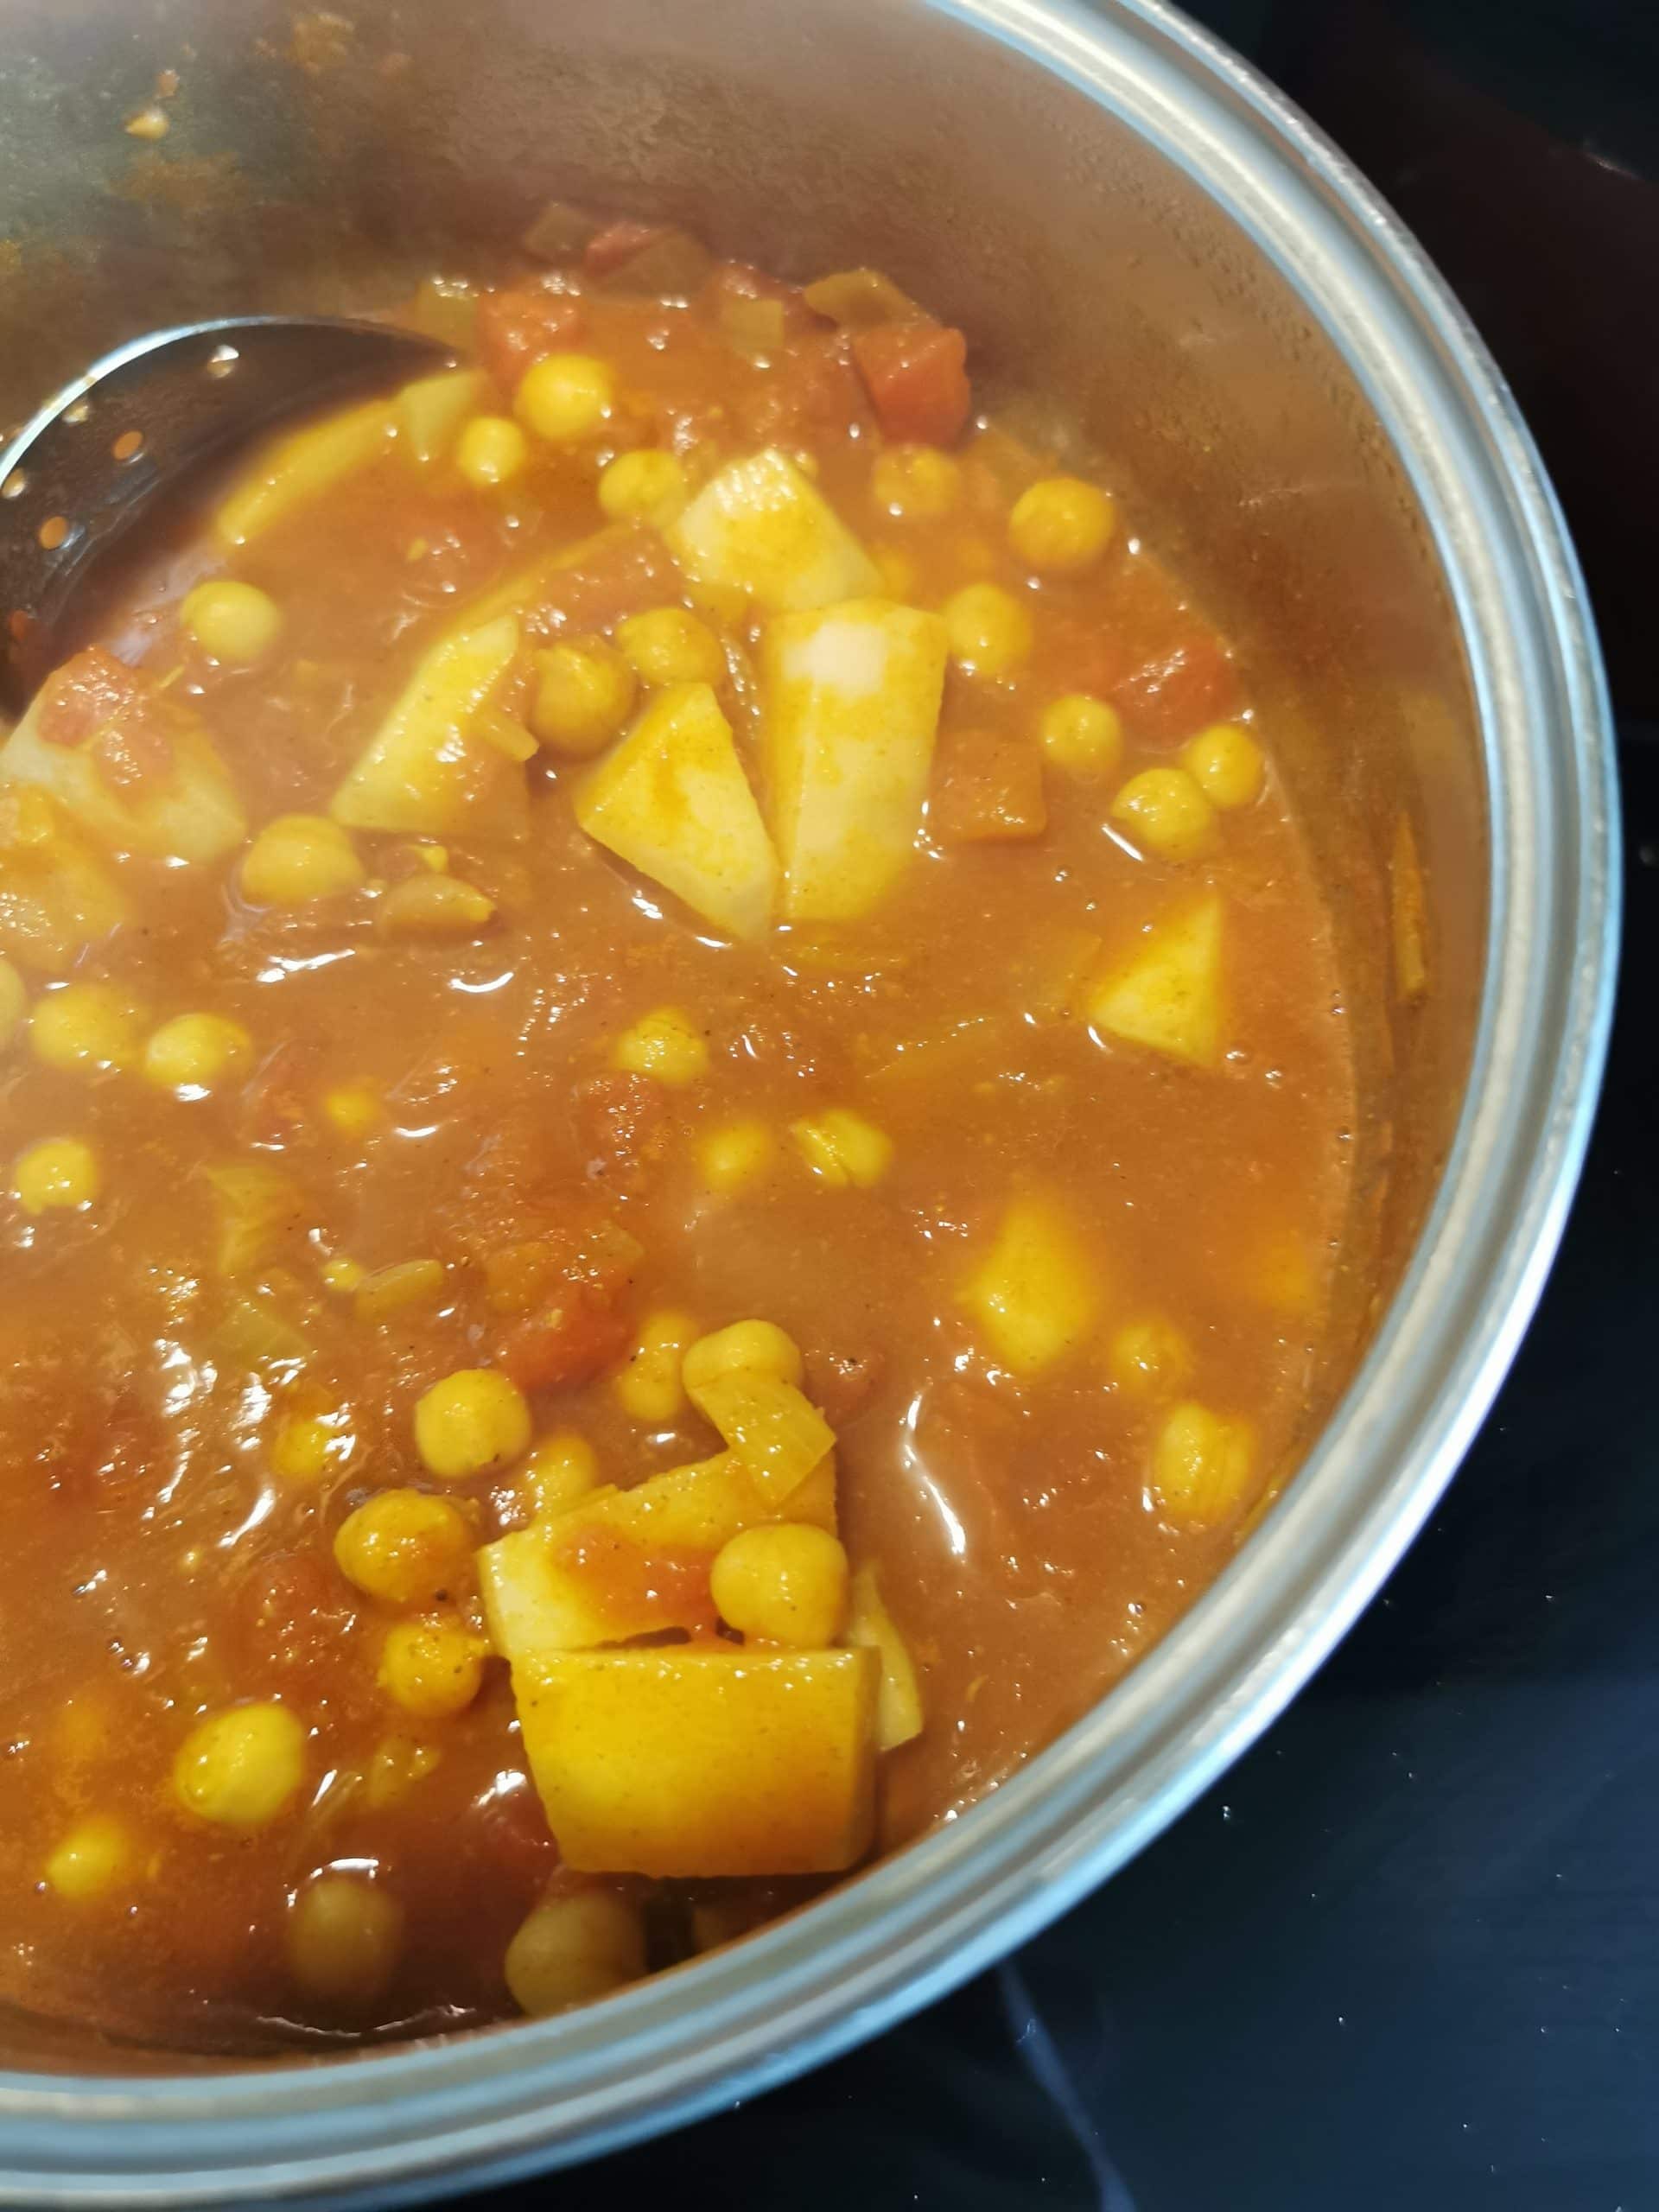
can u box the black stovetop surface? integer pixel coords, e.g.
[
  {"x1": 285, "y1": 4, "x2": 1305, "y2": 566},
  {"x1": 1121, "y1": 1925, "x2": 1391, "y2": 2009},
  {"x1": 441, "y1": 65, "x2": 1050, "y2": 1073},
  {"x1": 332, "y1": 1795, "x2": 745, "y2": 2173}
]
[{"x1": 476, "y1": 5, "x2": 1658, "y2": 2203}]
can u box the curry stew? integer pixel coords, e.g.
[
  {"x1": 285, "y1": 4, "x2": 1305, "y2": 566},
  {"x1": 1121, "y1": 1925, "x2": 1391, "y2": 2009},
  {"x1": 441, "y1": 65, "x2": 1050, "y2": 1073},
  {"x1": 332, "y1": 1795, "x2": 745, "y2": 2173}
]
[{"x1": 0, "y1": 220, "x2": 1352, "y2": 2044}]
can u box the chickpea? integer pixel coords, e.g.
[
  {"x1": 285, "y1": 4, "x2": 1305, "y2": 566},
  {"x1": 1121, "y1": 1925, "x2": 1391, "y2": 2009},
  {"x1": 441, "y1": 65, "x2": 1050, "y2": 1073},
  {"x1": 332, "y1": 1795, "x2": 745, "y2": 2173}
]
[
  {"x1": 1039, "y1": 693, "x2": 1122, "y2": 781},
  {"x1": 790, "y1": 1107, "x2": 893, "y2": 1189},
  {"x1": 1108, "y1": 1317, "x2": 1195, "y2": 1399},
  {"x1": 613, "y1": 1309, "x2": 699, "y2": 1425},
  {"x1": 414, "y1": 1368, "x2": 532, "y2": 1480},
  {"x1": 695, "y1": 1116, "x2": 777, "y2": 1196},
  {"x1": 1109, "y1": 766, "x2": 1217, "y2": 861},
  {"x1": 1183, "y1": 721, "x2": 1266, "y2": 810},
  {"x1": 143, "y1": 1012, "x2": 254, "y2": 1095},
  {"x1": 514, "y1": 353, "x2": 614, "y2": 444},
  {"x1": 28, "y1": 982, "x2": 144, "y2": 1075},
  {"x1": 181, "y1": 579, "x2": 284, "y2": 664},
  {"x1": 683, "y1": 1319, "x2": 804, "y2": 1395},
  {"x1": 286, "y1": 1873, "x2": 404, "y2": 2005},
  {"x1": 378, "y1": 1614, "x2": 487, "y2": 1719},
  {"x1": 454, "y1": 414, "x2": 530, "y2": 489},
  {"x1": 44, "y1": 1815, "x2": 130, "y2": 1901},
  {"x1": 942, "y1": 582, "x2": 1034, "y2": 680},
  {"x1": 172, "y1": 1701, "x2": 305, "y2": 1829},
  {"x1": 610, "y1": 1004, "x2": 709, "y2": 1087},
  {"x1": 529, "y1": 636, "x2": 638, "y2": 758},
  {"x1": 598, "y1": 448, "x2": 689, "y2": 530},
  {"x1": 504, "y1": 1891, "x2": 646, "y2": 2017},
  {"x1": 321, "y1": 1081, "x2": 385, "y2": 1138},
  {"x1": 334, "y1": 1489, "x2": 474, "y2": 1607},
  {"x1": 375, "y1": 874, "x2": 496, "y2": 940},
  {"x1": 12, "y1": 1135, "x2": 100, "y2": 1213},
  {"x1": 270, "y1": 1405, "x2": 353, "y2": 1487},
  {"x1": 1007, "y1": 475, "x2": 1117, "y2": 575},
  {"x1": 1152, "y1": 1402, "x2": 1256, "y2": 1525},
  {"x1": 521, "y1": 1431, "x2": 601, "y2": 1518},
  {"x1": 870, "y1": 444, "x2": 963, "y2": 520},
  {"x1": 710, "y1": 1522, "x2": 850, "y2": 1646},
  {"x1": 613, "y1": 607, "x2": 726, "y2": 689},
  {"x1": 240, "y1": 814, "x2": 365, "y2": 907}
]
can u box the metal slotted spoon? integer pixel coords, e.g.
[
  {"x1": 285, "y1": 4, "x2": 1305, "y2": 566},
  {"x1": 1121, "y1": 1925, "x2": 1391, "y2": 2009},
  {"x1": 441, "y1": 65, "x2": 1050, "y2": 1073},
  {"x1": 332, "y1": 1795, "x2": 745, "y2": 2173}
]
[{"x1": 0, "y1": 315, "x2": 449, "y2": 715}]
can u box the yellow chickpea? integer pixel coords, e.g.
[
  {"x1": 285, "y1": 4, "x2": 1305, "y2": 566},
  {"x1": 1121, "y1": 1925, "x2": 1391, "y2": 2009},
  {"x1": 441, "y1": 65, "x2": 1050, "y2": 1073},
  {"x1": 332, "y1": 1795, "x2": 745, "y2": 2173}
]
[
  {"x1": 710, "y1": 1522, "x2": 850, "y2": 1646},
  {"x1": 414, "y1": 1368, "x2": 532, "y2": 1480},
  {"x1": 521, "y1": 1431, "x2": 601, "y2": 1518},
  {"x1": 321, "y1": 1081, "x2": 385, "y2": 1139},
  {"x1": 1108, "y1": 1317, "x2": 1195, "y2": 1399},
  {"x1": 334, "y1": 1489, "x2": 474, "y2": 1607},
  {"x1": 378, "y1": 1614, "x2": 487, "y2": 1719},
  {"x1": 269, "y1": 1404, "x2": 354, "y2": 1486},
  {"x1": 240, "y1": 814, "x2": 365, "y2": 907},
  {"x1": 514, "y1": 353, "x2": 614, "y2": 444},
  {"x1": 611, "y1": 1005, "x2": 709, "y2": 1087},
  {"x1": 529, "y1": 637, "x2": 638, "y2": 758},
  {"x1": 1109, "y1": 767, "x2": 1217, "y2": 861},
  {"x1": 0, "y1": 956, "x2": 25, "y2": 1050},
  {"x1": 143, "y1": 1012, "x2": 254, "y2": 1095},
  {"x1": 598, "y1": 448, "x2": 690, "y2": 530},
  {"x1": 1152, "y1": 1402, "x2": 1256, "y2": 1525},
  {"x1": 1183, "y1": 721, "x2": 1266, "y2": 810},
  {"x1": 172, "y1": 1701, "x2": 305, "y2": 1829},
  {"x1": 1007, "y1": 475, "x2": 1117, "y2": 574},
  {"x1": 454, "y1": 413, "x2": 530, "y2": 489},
  {"x1": 44, "y1": 1814, "x2": 131, "y2": 1901},
  {"x1": 613, "y1": 607, "x2": 726, "y2": 688},
  {"x1": 181, "y1": 579, "x2": 284, "y2": 664},
  {"x1": 286, "y1": 1874, "x2": 405, "y2": 2005},
  {"x1": 504, "y1": 1891, "x2": 646, "y2": 2017},
  {"x1": 870, "y1": 444, "x2": 963, "y2": 520},
  {"x1": 375, "y1": 874, "x2": 496, "y2": 940},
  {"x1": 683, "y1": 1319, "x2": 804, "y2": 1395},
  {"x1": 942, "y1": 582, "x2": 1034, "y2": 679},
  {"x1": 12, "y1": 1135, "x2": 100, "y2": 1213},
  {"x1": 791, "y1": 1107, "x2": 893, "y2": 1189},
  {"x1": 28, "y1": 982, "x2": 145, "y2": 1075},
  {"x1": 695, "y1": 1116, "x2": 777, "y2": 1195},
  {"x1": 1039, "y1": 693, "x2": 1122, "y2": 781},
  {"x1": 613, "y1": 1309, "x2": 699, "y2": 1425}
]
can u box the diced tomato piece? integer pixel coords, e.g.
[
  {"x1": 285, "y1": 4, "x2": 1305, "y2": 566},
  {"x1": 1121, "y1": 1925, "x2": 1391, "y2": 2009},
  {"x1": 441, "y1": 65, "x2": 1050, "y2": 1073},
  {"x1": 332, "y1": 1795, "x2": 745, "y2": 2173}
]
[
  {"x1": 524, "y1": 530, "x2": 686, "y2": 642},
  {"x1": 741, "y1": 333, "x2": 871, "y2": 446},
  {"x1": 851, "y1": 321, "x2": 972, "y2": 447},
  {"x1": 498, "y1": 1290, "x2": 632, "y2": 1395},
  {"x1": 582, "y1": 219, "x2": 671, "y2": 278},
  {"x1": 475, "y1": 283, "x2": 585, "y2": 392},
  {"x1": 931, "y1": 732, "x2": 1048, "y2": 844},
  {"x1": 36, "y1": 645, "x2": 159, "y2": 748},
  {"x1": 1109, "y1": 629, "x2": 1243, "y2": 742}
]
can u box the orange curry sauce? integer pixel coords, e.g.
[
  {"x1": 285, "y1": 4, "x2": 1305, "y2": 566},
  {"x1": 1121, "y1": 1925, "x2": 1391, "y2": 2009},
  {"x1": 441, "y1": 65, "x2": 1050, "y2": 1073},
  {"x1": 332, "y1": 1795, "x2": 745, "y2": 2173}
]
[{"x1": 0, "y1": 233, "x2": 1353, "y2": 2047}]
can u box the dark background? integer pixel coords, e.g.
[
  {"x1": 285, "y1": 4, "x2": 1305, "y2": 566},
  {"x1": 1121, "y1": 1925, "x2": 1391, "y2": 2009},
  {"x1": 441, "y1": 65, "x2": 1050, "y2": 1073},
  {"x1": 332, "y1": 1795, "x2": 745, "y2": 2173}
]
[{"x1": 484, "y1": 3, "x2": 1659, "y2": 2202}]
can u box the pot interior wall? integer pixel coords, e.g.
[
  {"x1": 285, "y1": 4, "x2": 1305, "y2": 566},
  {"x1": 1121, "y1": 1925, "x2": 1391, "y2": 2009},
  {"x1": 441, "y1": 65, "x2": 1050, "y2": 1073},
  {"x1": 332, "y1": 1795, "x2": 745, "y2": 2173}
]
[{"x1": 0, "y1": 0, "x2": 1484, "y2": 2072}]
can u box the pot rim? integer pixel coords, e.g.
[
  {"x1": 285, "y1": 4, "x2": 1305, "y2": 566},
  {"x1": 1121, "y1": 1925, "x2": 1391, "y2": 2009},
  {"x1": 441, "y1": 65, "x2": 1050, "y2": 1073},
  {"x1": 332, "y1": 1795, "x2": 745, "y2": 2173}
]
[{"x1": 0, "y1": 0, "x2": 1618, "y2": 2200}]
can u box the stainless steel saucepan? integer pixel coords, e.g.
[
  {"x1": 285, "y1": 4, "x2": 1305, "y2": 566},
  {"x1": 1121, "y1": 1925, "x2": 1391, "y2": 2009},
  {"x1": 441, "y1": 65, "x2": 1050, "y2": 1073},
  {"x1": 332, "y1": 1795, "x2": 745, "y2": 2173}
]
[{"x1": 0, "y1": 0, "x2": 1616, "y2": 2201}]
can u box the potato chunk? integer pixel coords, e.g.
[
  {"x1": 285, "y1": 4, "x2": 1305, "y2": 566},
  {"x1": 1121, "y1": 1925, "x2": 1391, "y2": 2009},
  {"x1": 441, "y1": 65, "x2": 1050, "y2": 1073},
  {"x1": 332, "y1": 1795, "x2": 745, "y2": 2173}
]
[
  {"x1": 478, "y1": 1449, "x2": 837, "y2": 1662},
  {"x1": 514, "y1": 1645, "x2": 878, "y2": 1876},
  {"x1": 761, "y1": 597, "x2": 947, "y2": 920},
  {"x1": 668, "y1": 450, "x2": 880, "y2": 613},
  {"x1": 962, "y1": 1193, "x2": 1102, "y2": 1375},
  {"x1": 1, "y1": 647, "x2": 246, "y2": 864},
  {"x1": 215, "y1": 396, "x2": 397, "y2": 548},
  {"x1": 1087, "y1": 893, "x2": 1224, "y2": 1066},
  {"x1": 0, "y1": 787, "x2": 129, "y2": 975},
  {"x1": 687, "y1": 1367, "x2": 836, "y2": 1506},
  {"x1": 844, "y1": 1563, "x2": 924, "y2": 1750},
  {"x1": 329, "y1": 614, "x2": 528, "y2": 841},
  {"x1": 573, "y1": 683, "x2": 777, "y2": 940}
]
